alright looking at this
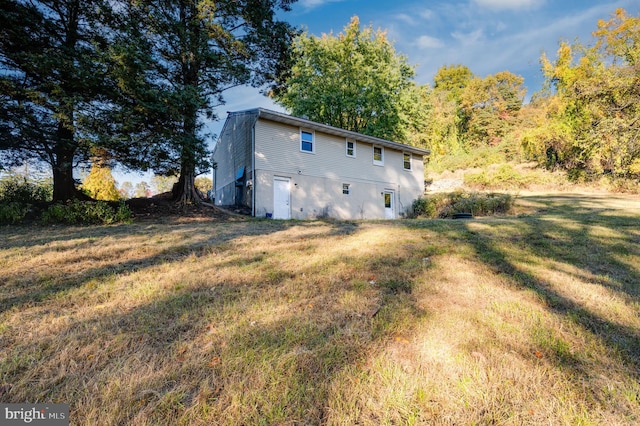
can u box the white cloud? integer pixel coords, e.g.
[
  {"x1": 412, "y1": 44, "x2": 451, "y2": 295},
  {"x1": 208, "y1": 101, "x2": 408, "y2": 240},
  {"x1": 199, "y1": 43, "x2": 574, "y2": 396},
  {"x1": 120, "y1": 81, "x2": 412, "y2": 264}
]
[
  {"x1": 394, "y1": 13, "x2": 417, "y2": 26},
  {"x1": 393, "y1": 9, "x2": 435, "y2": 26},
  {"x1": 420, "y1": 9, "x2": 435, "y2": 20},
  {"x1": 298, "y1": 0, "x2": 345, "y2": 10},
  {"x1": 416, "y1": 35, "x2": 445, "y2": 49},
  {"x1": 409, "y1": 1, "x2": 621, "y2": 91},
  {"x1": 472, "y1": 0, "x2": 545, "y2": 10},
  {"x1": 451, "y1": 29, "x2": 484, "y2": 44}
]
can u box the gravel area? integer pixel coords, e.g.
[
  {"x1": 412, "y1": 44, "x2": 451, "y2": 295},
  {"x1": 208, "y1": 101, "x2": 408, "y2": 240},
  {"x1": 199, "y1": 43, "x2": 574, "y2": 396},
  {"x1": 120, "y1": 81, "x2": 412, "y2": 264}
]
[{"x1": 426, "y1": 178, "x2": 464, "y2": 192}]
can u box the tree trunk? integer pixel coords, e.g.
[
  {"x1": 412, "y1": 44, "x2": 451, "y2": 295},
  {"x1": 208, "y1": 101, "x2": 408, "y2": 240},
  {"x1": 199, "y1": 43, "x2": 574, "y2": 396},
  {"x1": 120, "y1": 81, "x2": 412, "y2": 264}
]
[
  {"x1": 52, "y1": 125, "x2": 80, "y2": 202},
  {"x1": 171, "y1": 0, "x2": 204, "y2": 207},
  {"x1": 173, "y1": 160, "x2": 201, "y2": 206},
  {"x1": 172, "y1": 115, "x2": 203, "y2": 206}
]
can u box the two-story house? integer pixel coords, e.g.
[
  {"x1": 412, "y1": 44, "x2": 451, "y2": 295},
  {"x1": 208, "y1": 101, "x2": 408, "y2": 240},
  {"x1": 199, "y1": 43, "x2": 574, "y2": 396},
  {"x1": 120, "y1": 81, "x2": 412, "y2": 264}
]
[{"x1": 211, "y1": 108, "x2": 429, "y2": 220}]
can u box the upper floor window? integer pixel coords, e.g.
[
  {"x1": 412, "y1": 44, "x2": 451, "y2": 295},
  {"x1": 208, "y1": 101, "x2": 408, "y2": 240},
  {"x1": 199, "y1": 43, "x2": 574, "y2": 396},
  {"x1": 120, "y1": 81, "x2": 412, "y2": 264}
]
[
  {"x1": 346, "y1": 140, "x2": 356, "y2": 158},
  {"x1": 403, "y1": 152, "x2": 412, "y2": 170},
  {"x1": 373, "y1": 145, "x2": 384, "y2": 166},
  {"x1": 342, "y1": 183, "x2": 350, "y2": 195},
  {"x1": 300, "y1": 130, "x2": 314, "y2": 153}
]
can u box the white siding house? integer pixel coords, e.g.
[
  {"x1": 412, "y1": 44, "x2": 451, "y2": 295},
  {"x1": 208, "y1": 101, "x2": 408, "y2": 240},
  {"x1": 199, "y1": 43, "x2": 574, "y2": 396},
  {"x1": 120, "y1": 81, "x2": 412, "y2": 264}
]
[{"x1": 212, "y1": 108, "x2": 429, "y2": 220}]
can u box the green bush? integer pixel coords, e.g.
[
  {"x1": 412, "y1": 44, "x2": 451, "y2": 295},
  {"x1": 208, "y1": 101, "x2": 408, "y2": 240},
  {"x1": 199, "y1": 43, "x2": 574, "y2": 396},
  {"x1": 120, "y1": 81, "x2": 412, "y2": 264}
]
[
  {"x1": 428, "y1": 145, "x2": 510, "y2": 173},
  {"x1": 0, "y1": 175, "x2": 53, "y2": 224},
  {"x1": 41, "y1": 200, "x2": 133, "y2": 225},
  {"x1": 410, "y1": 191, "x2": 515, "y2": 219},
  {"x1": 0, "y1": 202, "x2": 29, "y2": 225},
  {"x1": 0, "y1": 175, "x2": 52, "y2": 204}
]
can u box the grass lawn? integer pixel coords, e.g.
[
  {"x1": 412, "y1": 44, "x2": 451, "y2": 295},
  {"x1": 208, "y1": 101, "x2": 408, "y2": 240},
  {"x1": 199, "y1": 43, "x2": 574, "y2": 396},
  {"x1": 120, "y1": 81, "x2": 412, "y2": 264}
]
[{"x1": 1, "y1": 193, "x2": 639, "y2": 425}]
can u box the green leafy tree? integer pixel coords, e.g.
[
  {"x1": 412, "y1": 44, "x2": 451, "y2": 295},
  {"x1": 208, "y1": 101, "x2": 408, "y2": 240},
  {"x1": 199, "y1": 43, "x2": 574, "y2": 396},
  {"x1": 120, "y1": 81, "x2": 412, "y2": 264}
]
[
  {"x1": 0, "y1": 0, "x2": 112, "y2": 201},
  {"x1": 423, "y1": 65, "x2": 475, "y2": 157},
  {"x1": 273, "y1": 16, "x2": 423, "y2": 142},
  {"x1": 111, "y1": 0, "x2": 297, "y2": 205},
  {"x1": 422, "y1": 90, "x2": 464, "y2": 156},
  {"x1": 519, "y1": 95, "x2": 574, "y2": 170}
]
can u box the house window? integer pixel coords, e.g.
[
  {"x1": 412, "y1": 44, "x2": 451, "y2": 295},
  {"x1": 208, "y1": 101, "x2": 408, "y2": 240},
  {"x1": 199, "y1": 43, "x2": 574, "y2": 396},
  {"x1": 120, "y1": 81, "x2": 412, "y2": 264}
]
[
  {"x1": 403, "y1": 152, "x2": 412, "y2": 170},
  {"x1": 373, "y1": 145, "x2": 384, "y2": 166},
  {"x1": 346, "y1": 140, "x2": 356, "y2": 157},
  {"x1": 342, "y1": 183, "x2": 350, "y2": 195},
  {"x1": 300, "y1": 130, "x2": 314, "y2": 153}
]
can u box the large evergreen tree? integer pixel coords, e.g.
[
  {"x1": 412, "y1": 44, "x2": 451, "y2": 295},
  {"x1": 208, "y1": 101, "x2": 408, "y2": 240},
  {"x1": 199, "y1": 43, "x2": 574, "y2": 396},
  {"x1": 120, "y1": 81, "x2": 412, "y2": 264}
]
[
  {"x1": 0, "y1": 0, "x2": 111, "y2": 201},
  {"x1": 112, "y1": 0, "x2": 297, "y2": 205}
]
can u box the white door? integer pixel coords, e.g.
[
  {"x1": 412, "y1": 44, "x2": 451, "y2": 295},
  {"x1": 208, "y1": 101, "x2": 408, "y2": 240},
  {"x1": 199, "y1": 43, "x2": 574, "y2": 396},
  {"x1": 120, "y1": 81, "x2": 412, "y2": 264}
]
[
  {"x1": 273, "y1": 177, "x2": 291, "y2": 219},
  {"x1": 383, "y1": 191, "x2": 395, "y2": 219}
]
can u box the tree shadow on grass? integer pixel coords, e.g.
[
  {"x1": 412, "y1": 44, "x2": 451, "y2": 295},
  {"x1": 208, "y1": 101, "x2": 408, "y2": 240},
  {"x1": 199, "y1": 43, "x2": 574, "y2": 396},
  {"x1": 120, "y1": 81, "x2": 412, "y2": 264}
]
[
  {"x1": 0, "y1": 219, "x2": 315, "y2": 314},
  {"x1": 453, "y1": 195, "x2": 640, "y2": 370},
  {"x1": 1, "y1": 220, "x2": 428, "y2": 425}
]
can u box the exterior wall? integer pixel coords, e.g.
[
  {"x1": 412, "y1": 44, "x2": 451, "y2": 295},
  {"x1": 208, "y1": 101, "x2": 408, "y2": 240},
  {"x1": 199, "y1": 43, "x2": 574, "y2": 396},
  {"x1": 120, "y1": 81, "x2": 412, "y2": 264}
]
[
  {"x1": 253, "y1": 119, "x2": 425, "y2": 219},
  {"x1": 212, "y1": 111, "x2": 256, "y2": 207}
]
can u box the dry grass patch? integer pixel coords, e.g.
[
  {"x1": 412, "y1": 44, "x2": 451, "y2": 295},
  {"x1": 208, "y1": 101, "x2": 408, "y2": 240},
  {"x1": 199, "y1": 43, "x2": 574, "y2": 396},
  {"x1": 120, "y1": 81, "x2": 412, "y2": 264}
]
[{"x1": 1, "y1": 193, "x2": 640, "y2": 425}]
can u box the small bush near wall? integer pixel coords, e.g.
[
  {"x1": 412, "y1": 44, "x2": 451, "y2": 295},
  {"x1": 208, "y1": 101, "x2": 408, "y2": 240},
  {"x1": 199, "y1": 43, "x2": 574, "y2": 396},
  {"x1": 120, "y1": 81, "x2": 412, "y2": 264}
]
[{"x1": 410, "y1": 191, "x2": 515, "y2": 219}]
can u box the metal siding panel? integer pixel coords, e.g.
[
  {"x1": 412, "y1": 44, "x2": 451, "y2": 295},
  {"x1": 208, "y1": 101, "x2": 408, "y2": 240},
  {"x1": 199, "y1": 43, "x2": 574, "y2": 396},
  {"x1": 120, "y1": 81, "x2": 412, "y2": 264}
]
[{"x1": 212, "y1": 111, "x2": 256, "y2": 206}]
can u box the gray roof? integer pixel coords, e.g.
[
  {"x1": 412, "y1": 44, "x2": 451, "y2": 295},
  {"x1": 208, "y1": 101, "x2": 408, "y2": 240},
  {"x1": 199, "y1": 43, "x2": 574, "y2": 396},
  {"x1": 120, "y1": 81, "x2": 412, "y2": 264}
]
[{"x1": 229, "y1": 108, "x2": 431, "y2": 156}]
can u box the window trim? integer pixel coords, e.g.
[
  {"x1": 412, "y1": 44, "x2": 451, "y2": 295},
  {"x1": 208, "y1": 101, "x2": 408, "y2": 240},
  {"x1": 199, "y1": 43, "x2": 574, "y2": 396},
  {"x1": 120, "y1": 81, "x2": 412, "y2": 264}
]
[
  {"x1": 403, "y1": 152, "x2": 412, "y2": 171},
  {"x1": 300, "y1": 129, "x2": 315, "y2": 153},
  {"x1": 373, "y1": 145, "x2": 384, "y2": 166},
  {"x1": 346, "y1": 139, "x2": 356, "y2": 158}
]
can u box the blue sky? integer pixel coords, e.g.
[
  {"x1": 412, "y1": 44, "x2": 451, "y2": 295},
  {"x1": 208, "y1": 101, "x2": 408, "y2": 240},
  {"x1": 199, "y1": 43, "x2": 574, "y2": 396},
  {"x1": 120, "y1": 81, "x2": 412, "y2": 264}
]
[
  {"x1": 246, "y1": 1, "x2": 636, "y2": 94},
  {"x1": 119, "y1": 0, "x2": 640, "y2": 184},
  {"x1": 217, "y1": 0, "x2": 639, "y2": 136}
]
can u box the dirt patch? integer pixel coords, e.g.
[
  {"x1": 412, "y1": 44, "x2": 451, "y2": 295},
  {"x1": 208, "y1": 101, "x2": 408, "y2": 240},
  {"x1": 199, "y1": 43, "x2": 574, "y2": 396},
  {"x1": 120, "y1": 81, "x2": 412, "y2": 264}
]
[{"x1": 125, "y1": 193, "x2": 247, "y2": 222}]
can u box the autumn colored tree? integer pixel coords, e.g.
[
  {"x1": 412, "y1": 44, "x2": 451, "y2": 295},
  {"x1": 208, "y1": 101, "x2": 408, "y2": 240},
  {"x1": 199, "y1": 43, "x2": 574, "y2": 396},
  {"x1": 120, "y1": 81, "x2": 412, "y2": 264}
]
[
  {"x1": 119, "y1": 181, "x2": 134, "y2": 199},
  {"x1": 460, "y1": 71, "x2": 526, "y2": 147},
  {"x1": 539, "y1": 8, "x2": 640, "y2": 178},
  {"x1": 433, "y1": 64, "x2": 473, "y2": 102},
  {"x1": 81, "y1": 151, "x2": 121, "y2": 201},
  {"x1": 134, "y1": 181, "x2": 151, "y2": 198}
]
